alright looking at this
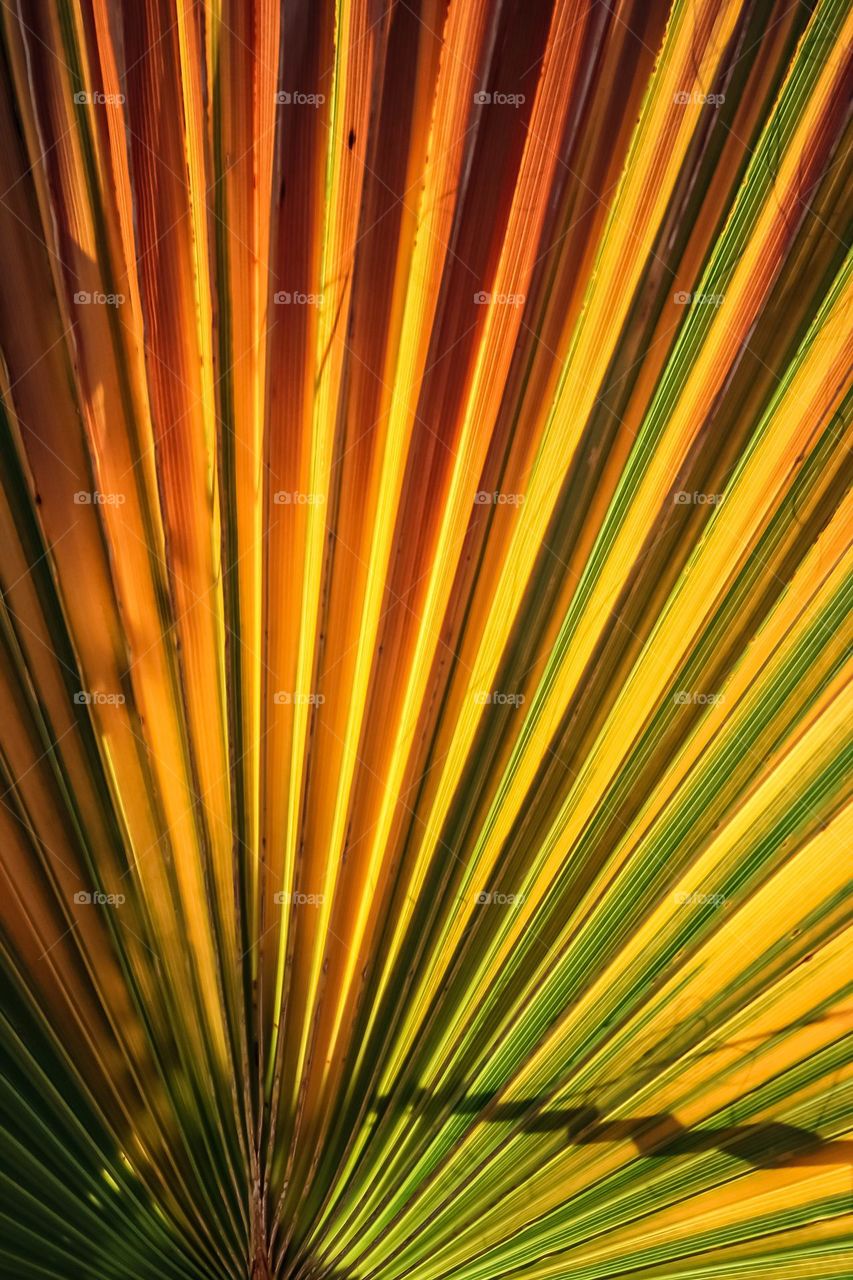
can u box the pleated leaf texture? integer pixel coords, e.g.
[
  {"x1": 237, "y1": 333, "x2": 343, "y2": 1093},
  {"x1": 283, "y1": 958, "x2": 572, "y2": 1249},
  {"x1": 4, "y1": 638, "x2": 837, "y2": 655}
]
[{"x1": 0, "y1": 0, "x2": 851, "y2": 1277}]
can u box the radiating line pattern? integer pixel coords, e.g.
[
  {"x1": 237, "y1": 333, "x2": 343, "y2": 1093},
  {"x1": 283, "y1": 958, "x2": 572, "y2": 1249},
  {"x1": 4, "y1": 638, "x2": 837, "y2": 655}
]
[{"x1": 0, "y1": 0, "x2": 851, "y2": 1277}]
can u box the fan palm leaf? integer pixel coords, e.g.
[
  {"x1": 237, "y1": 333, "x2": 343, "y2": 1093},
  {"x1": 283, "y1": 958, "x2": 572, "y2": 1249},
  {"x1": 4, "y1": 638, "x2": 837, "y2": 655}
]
[{"x1": 0, "y1": 1, "x2": 851, "y2": 1277}]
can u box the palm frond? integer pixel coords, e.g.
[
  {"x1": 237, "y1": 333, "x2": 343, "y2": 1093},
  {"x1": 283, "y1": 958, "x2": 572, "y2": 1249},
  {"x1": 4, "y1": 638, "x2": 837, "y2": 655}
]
[{"x1": 0, "y1": 1, "x2": 851, "y2": 1278}]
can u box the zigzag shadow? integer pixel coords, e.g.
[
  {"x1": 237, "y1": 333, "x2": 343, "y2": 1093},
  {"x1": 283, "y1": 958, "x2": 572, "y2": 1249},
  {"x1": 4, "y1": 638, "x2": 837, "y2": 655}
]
[{"x1": 374, "y1": 1088, "x2": 852, "y2": 1170}]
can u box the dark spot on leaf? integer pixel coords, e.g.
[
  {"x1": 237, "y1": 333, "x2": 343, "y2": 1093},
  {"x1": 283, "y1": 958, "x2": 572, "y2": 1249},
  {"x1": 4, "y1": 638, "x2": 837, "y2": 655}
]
[{"x1": 348, "y1": 129, "x2": 356, "y2": 150}]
